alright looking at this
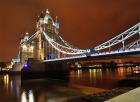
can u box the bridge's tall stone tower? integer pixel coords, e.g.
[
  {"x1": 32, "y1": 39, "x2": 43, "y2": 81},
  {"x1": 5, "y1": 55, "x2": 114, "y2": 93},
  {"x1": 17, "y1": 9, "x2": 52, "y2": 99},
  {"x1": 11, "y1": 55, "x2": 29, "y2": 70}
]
[
  {"x1": 19, "y1": 32, "x2": 35, "y2": 64},
  {"x1": 19, "y1": 9, "x2": 60, "y2": 64},
  {"x1": 36, "y1": 9, "x2": 60, "y2": 60}
]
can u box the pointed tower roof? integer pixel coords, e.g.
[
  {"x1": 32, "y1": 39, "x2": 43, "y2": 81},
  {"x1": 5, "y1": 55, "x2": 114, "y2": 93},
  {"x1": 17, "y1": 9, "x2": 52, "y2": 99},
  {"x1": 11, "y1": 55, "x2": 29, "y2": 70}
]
[
  {"x1": 44, "y1": 9, "x2": 53, "y2": 24},
  {"x1": 24, "y1": 32, "x2": 29, "y2": 41},
  {"x1": 20, "y1": 34, "x2": 24, "y2": 40},
  {"x1": 25, "y1": 32, "x2": 29, "y2": 35},
  {"x1": 36, "y1": 15, "x2": 40, "y2": 22},
  {"x1": 40, "y1": 10, "x2": 44, "y2": 18},
  {"x1": 55, "y1": 16, "x2": 59, "y2": 28},
  {"x1": 55, "y1": 16, "x2": 58, "y2": 23},
  {"x1": 46, "y1": 9, "x2": 50, "y2": 14}
]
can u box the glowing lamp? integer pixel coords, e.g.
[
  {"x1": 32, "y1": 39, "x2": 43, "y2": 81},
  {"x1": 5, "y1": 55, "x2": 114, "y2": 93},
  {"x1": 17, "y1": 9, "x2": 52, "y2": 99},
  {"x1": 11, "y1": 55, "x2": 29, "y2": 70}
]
[
  {"x1": 23, "y1": 45, "x2": 26, "y2": 48},
  {"x1": 30, "y1": 46, "x2": 34, "y2": 49},
  {"x1": 24, "y1": 64, "x2": 27, "y2": 67}
]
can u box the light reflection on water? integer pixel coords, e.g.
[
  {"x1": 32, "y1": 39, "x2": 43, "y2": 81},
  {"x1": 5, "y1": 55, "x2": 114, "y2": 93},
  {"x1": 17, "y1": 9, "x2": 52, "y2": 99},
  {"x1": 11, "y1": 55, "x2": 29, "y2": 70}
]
[
  {"x1": 29, "y1": 90, "x2": 34, "y2": 102},
  {"x1": 0, "y1": 67, "x2": 139, "y2": 102},
  {"x1": 21, "y1": 91, "x2": 27, "y2": 102},
  {"x1": 69, "y1": 67, "x2": 138, "y2": 88},
  {"x1": 21, "y1": 90, "x2": 34, "y2": 102},
  {"x1": 4, "y1": 74, "x2": 9, "y2": 92},
  {"x1": 88, "y1": 69, "x2": 102, "y2": 84}
]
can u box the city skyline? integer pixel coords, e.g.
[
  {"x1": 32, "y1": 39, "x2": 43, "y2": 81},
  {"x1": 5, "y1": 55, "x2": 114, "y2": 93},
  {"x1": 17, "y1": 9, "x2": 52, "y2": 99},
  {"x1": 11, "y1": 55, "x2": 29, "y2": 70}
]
[{"x1": 0, "y1": 0, "x2": 140, "y2": 62}]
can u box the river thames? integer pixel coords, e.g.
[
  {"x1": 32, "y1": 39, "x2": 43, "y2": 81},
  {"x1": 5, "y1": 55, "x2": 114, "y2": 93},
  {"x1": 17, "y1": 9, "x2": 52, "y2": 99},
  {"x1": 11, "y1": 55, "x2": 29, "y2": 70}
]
[{"x1": 0, "y1": 67, "x2": 139, "y2": 102}]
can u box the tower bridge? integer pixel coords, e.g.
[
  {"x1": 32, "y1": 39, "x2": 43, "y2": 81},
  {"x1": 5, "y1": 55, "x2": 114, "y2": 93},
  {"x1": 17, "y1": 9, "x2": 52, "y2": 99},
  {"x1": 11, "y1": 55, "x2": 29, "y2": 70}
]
[{"x1": 11, "y1": 10, "x2": 140, "y2": 68}]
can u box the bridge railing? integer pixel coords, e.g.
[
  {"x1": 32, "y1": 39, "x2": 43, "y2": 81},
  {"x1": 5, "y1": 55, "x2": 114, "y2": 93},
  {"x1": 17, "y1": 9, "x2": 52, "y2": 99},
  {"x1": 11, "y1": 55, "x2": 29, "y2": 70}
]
[{"x1": 91, "y1": 47, "x2": 140, "y2": 56}]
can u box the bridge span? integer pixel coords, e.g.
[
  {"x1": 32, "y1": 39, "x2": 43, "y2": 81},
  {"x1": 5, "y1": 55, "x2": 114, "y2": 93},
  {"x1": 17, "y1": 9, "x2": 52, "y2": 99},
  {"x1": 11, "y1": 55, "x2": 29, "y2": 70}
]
[
  {"x1": 11, "y1": 10, "x2": 140, "y2": 65},
  {"x1": 9, "y1": 10, "x2": 140, "y2": 79},
  {"x1": 44, "y1": 48, "x2": 140, "y2": 62}
]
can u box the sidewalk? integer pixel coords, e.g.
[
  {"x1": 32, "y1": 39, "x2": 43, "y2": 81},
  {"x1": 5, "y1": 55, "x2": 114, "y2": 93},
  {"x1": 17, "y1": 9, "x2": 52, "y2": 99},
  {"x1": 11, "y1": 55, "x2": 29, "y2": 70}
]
[{"x1": 105, "y1": 87, "x2": 140, "y2": 102}]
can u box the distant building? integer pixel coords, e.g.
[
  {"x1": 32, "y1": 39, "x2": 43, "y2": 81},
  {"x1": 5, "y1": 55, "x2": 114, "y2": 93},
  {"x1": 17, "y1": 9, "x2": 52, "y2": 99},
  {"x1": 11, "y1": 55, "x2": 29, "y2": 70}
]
[{"x1": 5, "y1": 62, "x2": 12, "y2": 69}]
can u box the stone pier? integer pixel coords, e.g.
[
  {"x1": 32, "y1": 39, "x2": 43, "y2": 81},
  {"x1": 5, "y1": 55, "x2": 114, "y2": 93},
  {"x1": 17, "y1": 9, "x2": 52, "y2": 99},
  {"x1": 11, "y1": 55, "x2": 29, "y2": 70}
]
[{"x1": 21, "y1": 58, "x2": 69, "y2": 80}]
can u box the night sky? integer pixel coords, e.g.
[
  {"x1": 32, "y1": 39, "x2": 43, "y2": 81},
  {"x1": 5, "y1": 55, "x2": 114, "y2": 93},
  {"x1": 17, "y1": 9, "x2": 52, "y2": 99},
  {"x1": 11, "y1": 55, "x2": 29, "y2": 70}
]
[{"x1": 0, "y1": 0, "x2": 140, "y2": 62}]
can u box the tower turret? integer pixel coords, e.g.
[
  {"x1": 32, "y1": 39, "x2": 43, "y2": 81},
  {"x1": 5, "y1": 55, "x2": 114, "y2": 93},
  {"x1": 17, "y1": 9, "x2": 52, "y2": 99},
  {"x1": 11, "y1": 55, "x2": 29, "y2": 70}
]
[
  {"x1": 20, "y1": 35, "x2": 24, "y2": 45},
  {"x1": 39, "y1": 11, "x2": 44, "y2": 31},
  {"x1": 40, "y1": 11, "x2": 44, "y2": 18},
  {"x1": 24, "y1": 32, "x2": 29, "y2": 41},
  {"x1": 44, "y1": 9, "x2": 54, "y2": 24},
  {"x1": 36, "y1": 15, "x2": 40, "y2": 22},
  {"x1": 36, "y1": 15, "x2": 40, "y2": 31},
  {"x1": 55, "y1": 16, "x2": 59, "y2": 34}
]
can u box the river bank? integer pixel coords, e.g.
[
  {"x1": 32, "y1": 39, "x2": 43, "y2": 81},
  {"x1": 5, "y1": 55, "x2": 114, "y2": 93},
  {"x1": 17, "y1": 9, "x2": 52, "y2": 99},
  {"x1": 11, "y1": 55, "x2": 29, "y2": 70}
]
[{"x1": 64, "y1": 73, "x2": 140, "y2": 102}]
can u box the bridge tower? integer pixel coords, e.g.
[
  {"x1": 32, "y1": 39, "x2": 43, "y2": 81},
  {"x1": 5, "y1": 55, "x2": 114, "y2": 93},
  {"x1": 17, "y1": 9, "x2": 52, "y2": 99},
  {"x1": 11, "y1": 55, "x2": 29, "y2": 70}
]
[
  {"x1": 19, "y1": 32, "x2": 34, "y2": 64},
  {"x1": 36, "y1": 9, "x2": 60, "y2": 60}
]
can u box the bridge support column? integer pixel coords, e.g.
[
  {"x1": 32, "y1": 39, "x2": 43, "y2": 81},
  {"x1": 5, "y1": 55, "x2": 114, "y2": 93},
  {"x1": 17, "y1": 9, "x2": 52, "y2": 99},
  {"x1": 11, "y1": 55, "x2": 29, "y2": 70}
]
[
  {"x1": 21, "y1": 58, "x2": 69, "y2": 80},
  {"x1": 21, "y1": 58, "x2": 45, "y2": 80},
  {"x1": 45, "y1": 61, "x2": 69, "y2": 80}
]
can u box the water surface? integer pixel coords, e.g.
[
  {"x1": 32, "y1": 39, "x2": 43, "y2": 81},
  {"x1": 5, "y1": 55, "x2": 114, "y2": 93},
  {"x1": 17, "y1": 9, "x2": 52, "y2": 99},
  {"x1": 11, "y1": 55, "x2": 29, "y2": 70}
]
[{"x1": 0, "y1": 67, "x2": 139, "y2": 102}]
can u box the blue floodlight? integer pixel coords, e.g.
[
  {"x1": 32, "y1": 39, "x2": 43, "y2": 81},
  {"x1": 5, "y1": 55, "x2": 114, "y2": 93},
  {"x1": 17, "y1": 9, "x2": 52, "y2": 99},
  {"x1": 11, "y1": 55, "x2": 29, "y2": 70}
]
[
  {"x1": 47, "y1": 52, "x2": 56, "y2": 59},
  {"x1": 24, "y1": 64, "x2": 27, "y2": 67}
]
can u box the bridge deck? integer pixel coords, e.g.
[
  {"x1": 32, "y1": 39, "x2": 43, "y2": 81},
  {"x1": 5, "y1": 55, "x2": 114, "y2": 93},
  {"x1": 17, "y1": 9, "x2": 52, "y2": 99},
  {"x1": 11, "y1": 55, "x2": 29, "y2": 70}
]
[{"x1": 105, "y1": 87, "x2": 140, "y2": 102}]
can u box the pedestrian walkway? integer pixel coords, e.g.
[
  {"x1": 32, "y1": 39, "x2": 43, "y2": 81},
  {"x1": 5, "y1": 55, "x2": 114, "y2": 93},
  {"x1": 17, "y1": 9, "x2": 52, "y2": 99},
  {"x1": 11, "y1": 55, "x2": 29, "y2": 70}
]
[{"x1": 105, "y1": 87, "x2": 140, "y2": 102}]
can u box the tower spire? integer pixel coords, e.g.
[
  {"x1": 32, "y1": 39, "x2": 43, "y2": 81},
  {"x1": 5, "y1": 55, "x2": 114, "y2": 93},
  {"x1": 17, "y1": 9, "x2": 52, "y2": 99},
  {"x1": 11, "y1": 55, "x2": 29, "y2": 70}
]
[
  {"x1": 40, "y1": 10, "x2": 44, "y2": 18},
  {"x1": 37, "y1": 15, "x2": 40, "y2": 22},
  {"x1": 20, "y1": 34, "x2": 24, "y2": 39},
  {"x1": 26, "y1": 32, "x2": 29, "y2": 35},
  {"x1": 46, "y1": 9, "x2": 50, "y2": 14},
  {"x1": 56, "y1": 16, "x2": 58, "y2": 23}
]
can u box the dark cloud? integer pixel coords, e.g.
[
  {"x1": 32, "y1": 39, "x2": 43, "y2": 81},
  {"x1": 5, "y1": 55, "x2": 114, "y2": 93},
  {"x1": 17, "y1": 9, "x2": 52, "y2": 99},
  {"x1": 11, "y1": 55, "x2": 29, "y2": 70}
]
[{"x1": 0, "y1": 0, "x2": 139, "y2": 61}]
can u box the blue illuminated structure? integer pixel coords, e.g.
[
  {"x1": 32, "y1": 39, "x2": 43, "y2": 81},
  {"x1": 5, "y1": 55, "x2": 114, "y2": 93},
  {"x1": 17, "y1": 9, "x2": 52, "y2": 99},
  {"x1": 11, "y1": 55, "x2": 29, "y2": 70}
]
[
  {"x1": 24, "y1": 61, "x2": 28, "y2": 68},
  {"x1": 47, "y1": 52, "x2": 56, "y2": 59}
]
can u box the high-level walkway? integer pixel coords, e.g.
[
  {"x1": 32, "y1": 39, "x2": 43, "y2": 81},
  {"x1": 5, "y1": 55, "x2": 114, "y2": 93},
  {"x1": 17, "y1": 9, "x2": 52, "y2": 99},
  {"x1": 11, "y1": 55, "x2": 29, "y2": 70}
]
[{"x1": 105, "y1": 87, "x2": 140, "y2": 102}]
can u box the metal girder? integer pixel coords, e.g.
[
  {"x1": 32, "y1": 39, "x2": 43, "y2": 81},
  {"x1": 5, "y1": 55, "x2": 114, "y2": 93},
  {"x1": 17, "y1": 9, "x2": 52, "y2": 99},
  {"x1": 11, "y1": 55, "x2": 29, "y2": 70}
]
[
  {"x1": 90, "y1": 22, "x2": 140, "y2": 52},
  {"x1": 117, "y1": 39, "x2": 140, "y2": 50}
]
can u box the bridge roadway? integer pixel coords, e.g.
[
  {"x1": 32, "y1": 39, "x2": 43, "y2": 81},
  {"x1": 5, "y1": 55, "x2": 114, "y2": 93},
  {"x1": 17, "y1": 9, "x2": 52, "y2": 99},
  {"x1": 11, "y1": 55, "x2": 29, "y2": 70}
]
[{"x1": 44, "y1": 48, "x2": 140, "y2": 62}]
